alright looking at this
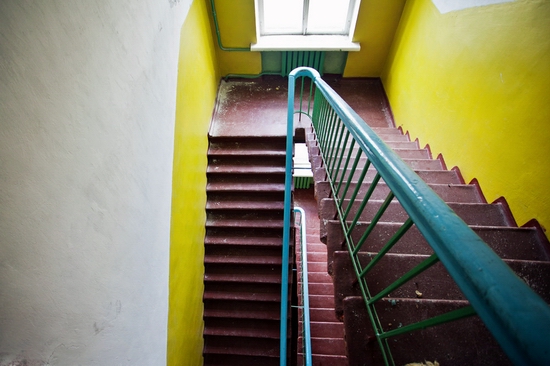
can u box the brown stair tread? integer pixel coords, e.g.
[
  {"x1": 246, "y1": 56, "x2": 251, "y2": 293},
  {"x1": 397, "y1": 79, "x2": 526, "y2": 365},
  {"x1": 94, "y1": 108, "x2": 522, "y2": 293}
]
[
  {"x1": 204, "y1": 235, "x2": 282, "y2": 247},
  {"x1": 206, "y1": 219, "x2": 284, "y2": 228},
  {"x1": 207, "y1": 165, "x2": 285, "y2": 174},
  {"x1": 204, "y1": 273, "x2": 282, "y2": 284},
  {"x1": 204, "y1": 290, "x2": 280, "y2": 302},
  {"x1": 316, "y1": 181, "x2": 482, "y2": 203},
  {"x1": 206, "y1": 200, "x2": 284, "y2": 210},
  {"x1": 297, "y1": 354, "x2": 349, "y2": 366},
  {"x1": 321, "y1": 200, "x2": 515, "y2": 227},
  {"x1": 203, "y1": 326, "x2": 279, "y2": 339},
  {"x1": 204, "y1": 254, "x2": 282, "y2": 265},
  {"x1": 326, "y1": 221, "x2": 550, "y2": 262},
  {"x1": 204, "y1": 336, "x2": 279, "y2": 357},
  {"x1": 298, "y1": 336, "x2": 347, "y2": 356},
  {"x1": 204, "y1": 308, "x2": 280, "y2": 321},
  {"x1": 207, "y1": 182, "x2": 285, "y2": 192},
  {"x1": 343, "y1": 296, "x2": 511, "y2": 366}
]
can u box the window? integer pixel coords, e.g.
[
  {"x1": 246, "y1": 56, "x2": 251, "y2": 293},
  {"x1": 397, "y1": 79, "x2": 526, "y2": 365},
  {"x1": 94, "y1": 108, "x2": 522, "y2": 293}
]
[{"x1": 252, "y1": 0, "x2": 361, "y2": 51}]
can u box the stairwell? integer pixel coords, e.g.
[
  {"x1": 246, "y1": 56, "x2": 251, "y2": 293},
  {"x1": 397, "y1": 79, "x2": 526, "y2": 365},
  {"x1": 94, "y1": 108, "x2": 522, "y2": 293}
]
[
  {"x1": 201, "y1": 76, "x2": 550, "y2": 365},
  {"x1": 302, "y1": 83, "x2": 550, "y2": 363}
]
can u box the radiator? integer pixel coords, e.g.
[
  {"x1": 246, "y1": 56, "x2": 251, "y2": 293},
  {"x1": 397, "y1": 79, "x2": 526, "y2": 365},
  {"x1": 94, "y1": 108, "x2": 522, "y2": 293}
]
[{"x1": 282, "y1": 51, "x2": 325, "y2": 76}]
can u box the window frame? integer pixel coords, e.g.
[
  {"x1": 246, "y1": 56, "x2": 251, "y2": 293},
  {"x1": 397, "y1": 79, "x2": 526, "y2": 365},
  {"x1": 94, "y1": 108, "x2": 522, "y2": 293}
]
[{"x1": 252, "y1": 0, "x2": 361, "y2": 51}]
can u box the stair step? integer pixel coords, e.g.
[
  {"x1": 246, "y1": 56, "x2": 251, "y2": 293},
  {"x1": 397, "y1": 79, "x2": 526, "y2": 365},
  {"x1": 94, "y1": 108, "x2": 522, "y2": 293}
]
[
  {"x1": 325, "y1": 148, "x2": 430, "y2": 161},
  {"x1": 204, "y1": 254, "x2": 282, "y2": 265},
  {"x1": 204, "y1": 318, "x2": 279, "y2": 338},
  {"x1": 204, "y1": 300, "x2": 280, "y2": 320},
  {"x1": 204, "y1": 353, "x2": 279, "y2": 366},
  {"x1": 305, "y1": 283, "x2": 336, "y2": 297},
  {"x1": 204, "y1": 335, "x2": 279, "y2": 357},
  {"x1": 206, "y1": 218, "x2": 284, "y2": 229},
  {"x1": 321, "y1": 167, "x2": 462, "y2": 185},
  {"x1": 204, "y1": 235, "x2": 282, "y2": 247},
  {"x1": 306, "y1": 308, "x2": 341, "y2": 322},
  {"x1": 207, "y1": 165, "x2": 286, "y2": 174},
  {"x1": 319, "y1": 199, "x2": 515, "y2": 230},
  {"x1": 205, "y1": 272, "x2": 281, "y2": 284},
  {"x1": 309, "y1": 321, "x2": 345, "y2": 338},
  {"x1": 297, "y1": 353, "x2": 349, "y2": 366},
  {"x1": 343, "y1": 296, "x2": 511, "y2": 366},
  {"x1": 298, "y1": 336, "x2": 347, "y2": 356},
  {"x1": 207, "y1": 182, "x2": 285, "y2": 192},
  {"x1": 204, "y1": 290, "x2": 280, "y2": 302},
  {"x1": 206, "y1": 199, "x2": 284, "y2": 210},
  {"x1": 301, "y1": 294, "x2": 335, "y2": 308},
  {"x1": 332, "y1": 251, "x2": 550, "y2": 317},
  {"x1": 316, "y1": 181, "x2": 483, "y2": 203},
  {"x1": 326, "y1": 221, "x2": 550, "y2": 265}
]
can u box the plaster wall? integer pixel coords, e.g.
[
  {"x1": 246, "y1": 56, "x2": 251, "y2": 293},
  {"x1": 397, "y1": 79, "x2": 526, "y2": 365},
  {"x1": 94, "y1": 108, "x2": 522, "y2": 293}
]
[
  {"x1": 0, "y1": 0, "x2": 190, "y2": 364},
  {"x1": 167, "y1": 0, "x2": 220, "y2": 364},
  {"x1": 382, "y1": 0, "x2": 550, "y2": 234},
  {"x1": 344, "y1": 0, "x2": 407, "y2": 77},
  {"x1": 208, "y1": 0, "x2": 261, "y2": 77}
]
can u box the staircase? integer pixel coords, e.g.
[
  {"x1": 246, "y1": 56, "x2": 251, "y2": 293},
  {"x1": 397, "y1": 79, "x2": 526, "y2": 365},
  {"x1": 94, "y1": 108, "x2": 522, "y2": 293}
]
[
  {"x1": 201, "y1": 76, "x2": 550, "y2": 365},
  {"x1": 305, "y1": 124, "x2": 550, "y2": 365},
  {"x1": 202, "y1": 134, "x2": 289, "y2": 365}
]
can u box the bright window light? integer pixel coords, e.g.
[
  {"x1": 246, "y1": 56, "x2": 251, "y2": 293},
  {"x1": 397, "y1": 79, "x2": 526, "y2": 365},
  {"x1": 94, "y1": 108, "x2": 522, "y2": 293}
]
[
  {"x1": 307, "y1": 0, "x2": 353, "y2": 34},
  {"x1": 262, "y1": 0, "x2": 303, "y2": 35},
  {"x1": 258, "y1": 0, "x2": 359, "y2": 37}
]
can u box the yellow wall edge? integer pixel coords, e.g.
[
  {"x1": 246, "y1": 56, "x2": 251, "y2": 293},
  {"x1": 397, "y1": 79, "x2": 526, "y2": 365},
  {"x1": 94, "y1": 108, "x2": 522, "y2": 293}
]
[
  {"x1": 168, "y1": 0, "x2": 220, "y2": 364},
  {"x1": 382, "y1": 0, "x2": 550, "y2": 235}
]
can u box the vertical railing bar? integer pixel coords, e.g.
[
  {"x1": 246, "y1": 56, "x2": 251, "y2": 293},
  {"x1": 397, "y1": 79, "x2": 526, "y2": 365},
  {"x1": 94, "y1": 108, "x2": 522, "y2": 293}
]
[
  {"x1": 340, "y1": 154, "x2": 369, "y2": 219},
  {"x1": 367, "y1": 253, "x2": 440, "y2": 305},
  {"x1": 323, "y1": 110, "x2": 338, "y2": 170},
  {"x1": 358, "y1": 218, "x2": 414, "y2": 277},
  {"x1": 299, "y1": 76, "x2": 305, "y2": 116},
  {"x1": 380, "y1": 305, "x2": 476, "y2": 340},
  {"x1": 307, "y1": 80, "x2": 314, "y2": 116},
  {"x1": 342, "y1": 167, "x2": 376, "y2": 225},
  {"x1": 351, "y1": 190, "x2": 394, "y2": 253},
  {"x1": 328, "y1": 119, "x2": 346, "y2": 178},
  {"x1": 327, "y1": 118, "x2": 344, "y2": 179},
  {"x1": 294, "y1": 207, "x2": 312, "y2": 366},
  {"x1": 338, "y1": 143, "x2": 361, "y2": 211},
  {"x1": 335, "y1": 132, "x2": 352, "y2": 196},
  {"x1": 319, "y1": 100, "x2": 331, "y2": 149}
]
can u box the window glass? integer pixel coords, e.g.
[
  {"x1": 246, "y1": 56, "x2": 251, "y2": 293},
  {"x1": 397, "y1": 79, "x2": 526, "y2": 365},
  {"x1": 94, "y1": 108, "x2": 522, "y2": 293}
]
[
  {"x1": 306, "y1": 0, "x2": 352, "y2": 34},
  {"x1": 262, "y1": 0, "x2": 303, "y2": 35}
]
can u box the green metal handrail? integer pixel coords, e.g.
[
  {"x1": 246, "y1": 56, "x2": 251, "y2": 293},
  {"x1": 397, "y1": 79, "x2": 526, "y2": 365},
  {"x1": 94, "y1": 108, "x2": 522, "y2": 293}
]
[{"x1": 284, "y1": 67, "x2": 550, "y2": 365}]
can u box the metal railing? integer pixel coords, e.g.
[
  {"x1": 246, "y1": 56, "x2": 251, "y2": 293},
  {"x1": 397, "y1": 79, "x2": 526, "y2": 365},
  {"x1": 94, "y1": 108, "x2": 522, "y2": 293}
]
[
  {"x1": 280, "y1": 67, "x2": 550, "y2": 366},
  {"x1": 294, "y1": 207, "x2": 312, "y2": 366}
]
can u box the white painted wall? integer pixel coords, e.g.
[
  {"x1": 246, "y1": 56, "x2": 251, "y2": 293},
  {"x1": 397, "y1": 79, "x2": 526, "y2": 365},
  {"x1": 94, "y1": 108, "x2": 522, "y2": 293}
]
[{"x1": 0, "y1": 0, "x2": 192, "y2": 364}]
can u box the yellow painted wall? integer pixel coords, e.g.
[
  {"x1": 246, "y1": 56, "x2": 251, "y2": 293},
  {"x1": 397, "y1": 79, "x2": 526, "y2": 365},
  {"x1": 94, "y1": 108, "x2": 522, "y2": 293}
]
[
  {"x1": 344, "y1": 0, "x2": 407, "y2": 77},
  {"x1": 168, "y1": 0, "x2": 220, "y2": 364},
  {"x1": 382, "y1": 0, "x2": 550, "y2": 234},
  {"x1": 208, "y1": 0, "x2": 261, "y2": 77}
]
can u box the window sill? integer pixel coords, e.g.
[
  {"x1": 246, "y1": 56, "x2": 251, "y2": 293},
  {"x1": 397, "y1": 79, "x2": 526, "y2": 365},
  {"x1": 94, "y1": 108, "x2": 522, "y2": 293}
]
[{"x1": 251, "y1": 35, "x2": 360, "y2": 52}]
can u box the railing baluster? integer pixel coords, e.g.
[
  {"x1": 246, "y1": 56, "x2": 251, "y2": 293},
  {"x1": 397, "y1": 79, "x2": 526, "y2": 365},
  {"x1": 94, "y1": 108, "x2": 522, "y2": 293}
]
[
  {"x1": 331, "y1": 120, "x2": 347, "y2": 178},
  {"x1": 327, "y1": 119, "x2": 345, "y2": 179},
  {"x1": 367, "y1": 254, "x2": 440, "y2": 304},
  {"x1": 351, "y1": 190, "x2": 394, "y2": 254},
  {"x1": 338, "y1": 147, "x2": 363, "y2": 215},
  {"x1": 342, "y1": 159, "x2": 371, "y2": 224},
  {"x1": 358, "y1": 218, "x2": 414, "y2": 277},
  {"x1": 380, "y1": 305, "x2": 476, "y2": 339},
  {"x1": 335, "y1": 133, "x2": 353, "y2": 196}
]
